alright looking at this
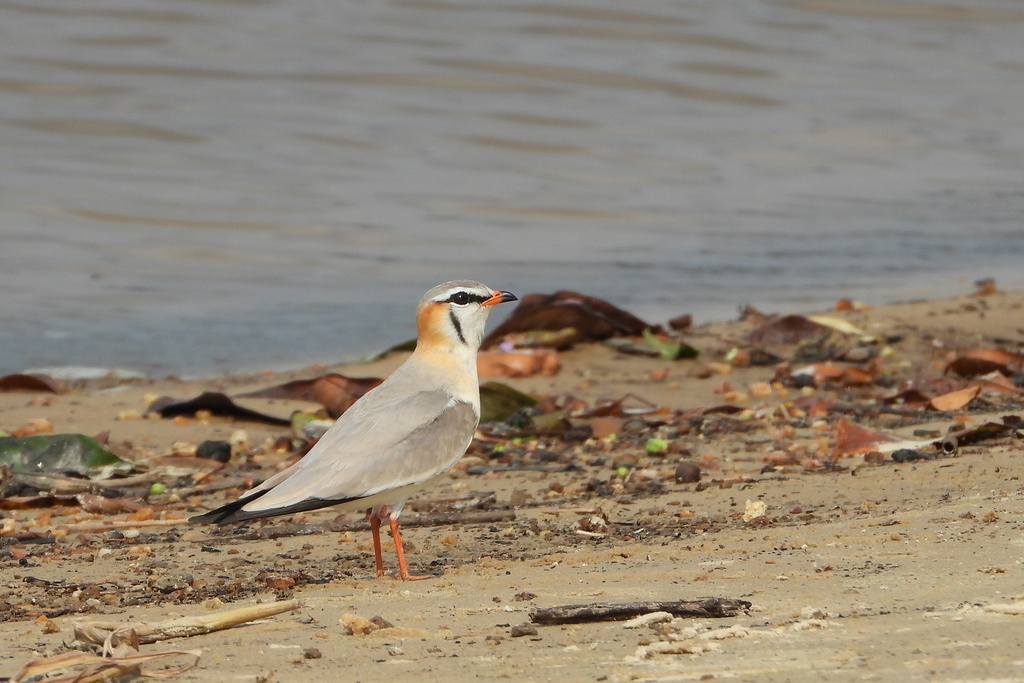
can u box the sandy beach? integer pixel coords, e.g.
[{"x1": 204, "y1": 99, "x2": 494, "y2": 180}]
[{"x1": 1, "y1": 286, "x2": 1022, "y2": 681}]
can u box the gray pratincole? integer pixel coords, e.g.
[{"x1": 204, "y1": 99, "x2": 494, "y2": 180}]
[{"x1": 190, "y1": 280, "x2": 517, "y2": 580}]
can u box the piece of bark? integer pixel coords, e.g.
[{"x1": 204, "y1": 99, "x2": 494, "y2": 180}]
[{"x1": 529, "y1": 598, "x2": 751, "y2": 625}]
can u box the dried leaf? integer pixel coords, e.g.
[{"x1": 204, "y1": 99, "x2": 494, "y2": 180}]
[
  {"x1": 237, "y1": 374, "x2": 382, "y2": 418},
  {"x1": 806, "y1": 315, "x2": 867, "y2": 337},
  {"x1": 833, "y1": 417, "x2": 898, "y2": 458},
  {"x1": 483, "y1": 290, "x2": 656, "y2": 348},
  {"x1": 76, "y1": 494, "x2": 145, "y2": 515},
  {"x1": 13, "y1": 649, "x2": 200, "y2": 683},
  {"x1": 749, "y1": 314, "x2": 831, "y2": 346},
  {"x1": 479, "y1": 382, "x2": 538, "y2": 423},
  {"x1": 945, "y1": 349, "x2": 1024, "y2": 377},
  {"x1": 944, "y1": 416, "x2": 1021, "y2": 447},
  {"x1": 928, "y1": 385, "x2": 980, "y2": 412},
  {"x1": 0, "y1": 373, "x2": 64, "y2": 394},
  {"x1": 145, "y1": 392, "x2": 289, "y2": 426},
  {"x1": 971, "y1": 371, "x2": 1020, "y2": 396}
]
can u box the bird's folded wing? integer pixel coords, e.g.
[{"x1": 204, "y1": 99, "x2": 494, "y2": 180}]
[{"x1": 238, "y1": 390, "x2": 478, "y2": 513}]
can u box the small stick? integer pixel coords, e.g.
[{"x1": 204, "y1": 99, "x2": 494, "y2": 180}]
[
  {"x1": 530, "y1": 598, "x2": 751, "y2": 625},
  {"x1": 73, "y1": 599, "x2": 302, "y2": 646}
]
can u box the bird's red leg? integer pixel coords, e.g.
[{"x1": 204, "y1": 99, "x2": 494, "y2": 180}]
[
  {"x1": 389, "y1": 516, "x2": 431, "y2": 581},
  {"x1": 367, "y1": 510, "x2": 386, "y2": 578}
]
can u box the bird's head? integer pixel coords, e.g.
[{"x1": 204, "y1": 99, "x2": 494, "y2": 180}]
[{"x1": 416, "y1": 280, "x2": 517, "y2": 352}]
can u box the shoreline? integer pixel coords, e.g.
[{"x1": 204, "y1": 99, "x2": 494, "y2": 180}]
[{"x1": 1, "y1": 286, "x2": 1023, "y2": 682}]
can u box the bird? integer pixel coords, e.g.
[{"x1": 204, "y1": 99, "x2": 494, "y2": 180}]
[{"x1": 190, "y1": 280, "x2": 517, "y2": 580}]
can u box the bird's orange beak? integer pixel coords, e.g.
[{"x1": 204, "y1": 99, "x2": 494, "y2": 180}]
[{"x1": 482, "y1": 290, "x2": 518, "y2": 307}]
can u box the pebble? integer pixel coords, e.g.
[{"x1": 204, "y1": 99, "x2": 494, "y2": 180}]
[
  {"x1": 510, "y1": 623, "x2": 538, "y2": 638},
  {"x1": 674, "y1": 462, "x2": 701, "y2": 484}
]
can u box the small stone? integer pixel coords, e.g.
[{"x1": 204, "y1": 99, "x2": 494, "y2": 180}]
[
  {"x1": 510, "y1": 623, "x2": 538, "y2": 638},
  {"x1": 370, "y1": 615, "x2": 394, "y2": 629},
  {"x1": 303, "y1": 648, "x2": 322, "y2": 660},
  {"x1": 196, "y1": 440, "x2": 232, "y2": 463},
  {"x1": 674, "y1": 462, "x2": 701, "y2": 484},
  {"x1": 385, "y1": 644, "x2": 404, "y2": 656}
]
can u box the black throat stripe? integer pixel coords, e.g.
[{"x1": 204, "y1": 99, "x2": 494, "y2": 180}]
[{"x1": 448, "y1": 309, "x2": 467, "y2": 344}]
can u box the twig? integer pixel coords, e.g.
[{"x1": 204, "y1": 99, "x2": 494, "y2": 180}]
[
  {"x1": 49, "y1": 518, "x2": 188, "y2": 534},
  {"x1": 530, "y1": 598, "x2": 751, "y2": 625},
  {"x1": 72, "y1": 599, "x2": 302, "y2": 646}
]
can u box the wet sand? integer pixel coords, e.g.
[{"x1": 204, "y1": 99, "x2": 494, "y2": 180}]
[{"x1": 1, "y1": 288, "x2": 1022, "y2": 681}]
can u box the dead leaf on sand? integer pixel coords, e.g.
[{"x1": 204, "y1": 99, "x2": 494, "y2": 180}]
[
  {"x1": 749, "y1": 314, "x2": 832, "y2": 346},
  {"x1": 928, "y1": 385, "x2": 981, "y2": 412},
  {"x1": 945, "y1": 348, "x2": 1024, "y2": 378},
  {"x1": 833, "y1": 417, "x2": 899, "y2": 459},
  {"x1": 237, "y1": 374, "x2": 382, "y2": 418},
  {"x1": 0, "y1": 373, "x2": 65, "y2": 394},
  {"x1": 145, "y1": 392, "x2": 290, "y2": 426},
  {"x1": 482, "y1": 290, "x2": 657, "y2": 348}
]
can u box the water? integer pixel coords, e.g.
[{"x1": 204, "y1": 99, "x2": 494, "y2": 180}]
[{"x1": 2, "y1": 0, "x2": 1023, "y2": 376}]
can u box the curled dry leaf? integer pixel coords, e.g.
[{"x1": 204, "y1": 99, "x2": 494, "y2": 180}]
[
  {"x1": 0, "y1": 373, "x2": 65, "y2": 394},
  {"x1": 145, "y1": 392, "x2": 290, "y2": 426},
  {"x1": 945, "y1": 348, "x2": 1024, "y2": 378},
  {"x1": 971, "y1": 371, "x2": 1020, "y2": 396},
  {"x1": 12, "y1": 648, "x2": 200, "y2": 683},
  {"x1": 749, "y1": 314, "x2": 832, "y2": 347},
  {"x1": 482, "y1": 290, "x2": 657, "y2": 349}
]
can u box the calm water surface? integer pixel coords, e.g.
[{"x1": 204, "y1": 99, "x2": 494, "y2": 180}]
[{"x1": 2, "y1": 0, "x2": 1023, "y2": 375}]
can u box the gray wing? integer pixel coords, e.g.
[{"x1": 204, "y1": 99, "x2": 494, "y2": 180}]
[{"x1": 238, "y1": 388, "x2": 478, "y2": 514}]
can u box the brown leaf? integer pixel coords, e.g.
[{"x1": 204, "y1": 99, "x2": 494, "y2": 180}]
[
  {"x1": 970, "y1": 372, "x2": 1020, "y2": 396},
  {"x1": 833, "y1": 417, "x2": 898, "y2": 459},
  {"x1": 482, "y1": 290, "x2": 656, "y2": 348},
  {"x1": 928, "y1": 385, "x2": 980, "y2": 412},
  {"x1": 749, "y1": 314, "x2": 832, "y2": 347},
  {"x1": 237, "y1": 374, "x2": 382, "y2": 418},
  {"x1": 883, "y1": 387, "x2": 933, "y2": 407},
  {"x1": 0, "y1": 373, "x2": 65, "y2": 394},
  {"x1": 945, "y1": 348, "x2": 1024, "y2": 377},
  {"x1": 76, "y1": 494, "x2": 145, "y2": 515},
  {"x1": 310, "y1": 376, "x2": 382, "y2": 417},
  {"x1": 944, "y1": 415, "x2": 1021, "y2": 446},
  {"x1": 145, "y1": 392, "x2": 289, "y2": 426},
  {"x1": 585, "y1": 417, "x2": 626, "y2": 440}
]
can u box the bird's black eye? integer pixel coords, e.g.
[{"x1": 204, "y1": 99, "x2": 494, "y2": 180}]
[{"x1": 450, "y1": 291, "x2": 470, "y2": 306}]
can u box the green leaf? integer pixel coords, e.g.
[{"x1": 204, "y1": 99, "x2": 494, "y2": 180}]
[
  {"x1": 642, "y1": 329, "x2": 699, "y2": 360},
  {"x1": 480, "y1": 381, "x2": 538, "y2": 423},
  {"x1": 0, "y1": 434, "x2": 137, "y2": 480},
  {"x1": 645, "y1": 437, "x2": 670, "y2": 454}
]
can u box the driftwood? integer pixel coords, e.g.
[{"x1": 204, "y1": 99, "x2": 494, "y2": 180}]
[{"x1": 530, "y1": 598, "x2": 751, "y2": 625}]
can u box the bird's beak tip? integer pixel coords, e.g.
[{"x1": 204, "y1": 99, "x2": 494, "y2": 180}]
[{"x1": 484, "y1": 290, "x2": 518, "y2": 307}]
